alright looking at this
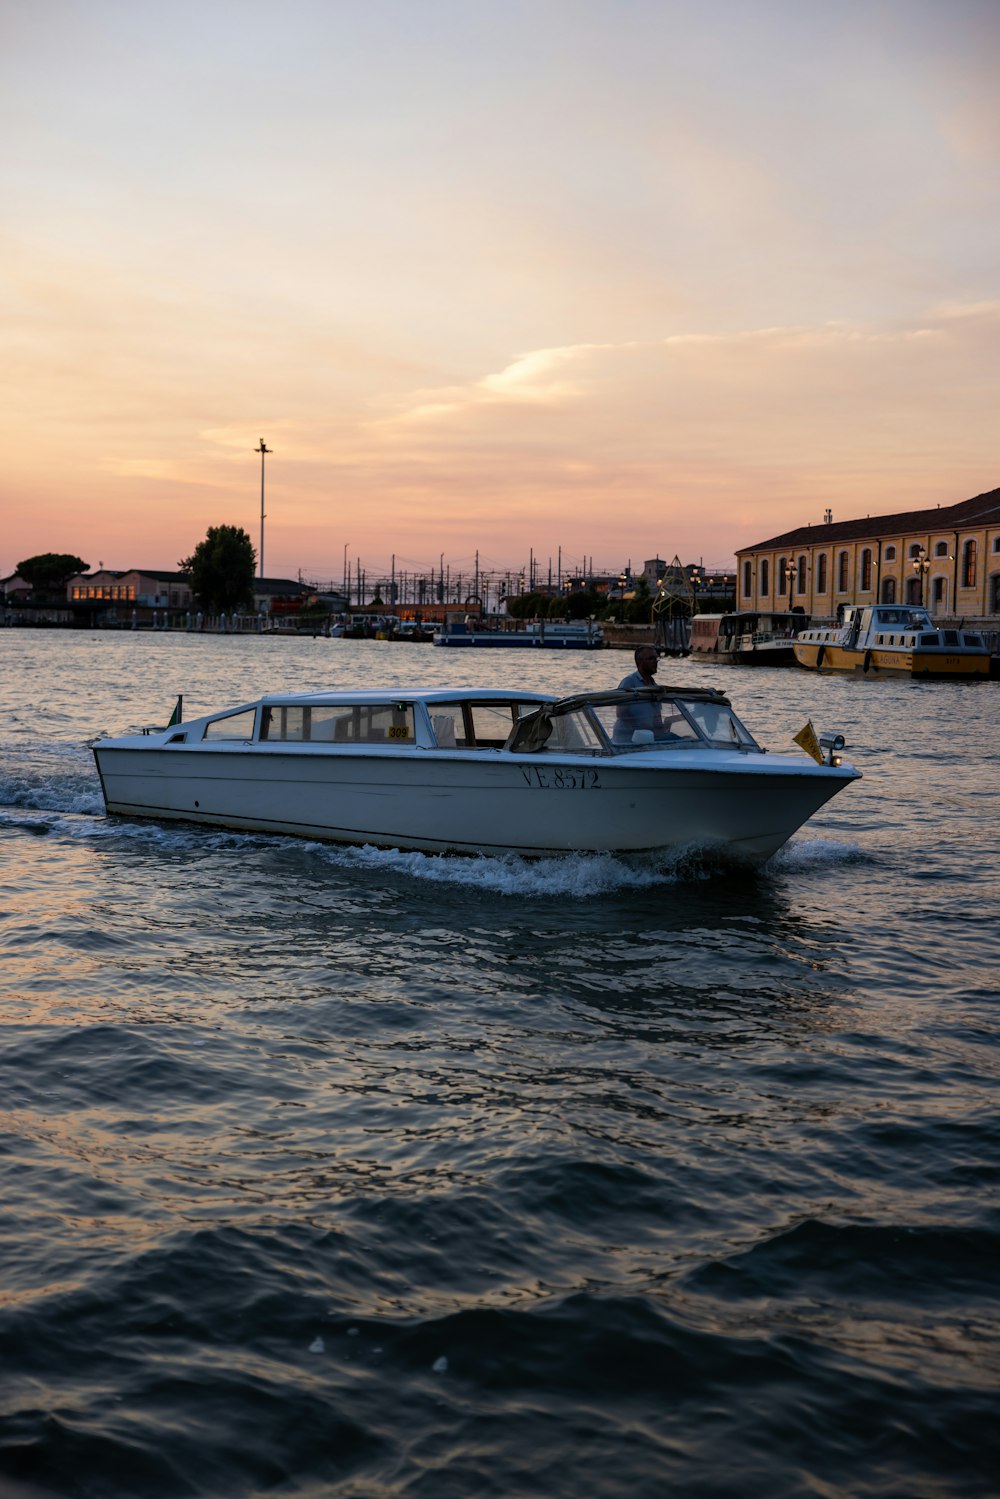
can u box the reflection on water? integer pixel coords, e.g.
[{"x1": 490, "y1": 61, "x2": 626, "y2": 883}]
[{"x1": 0, "y1": 632, "x2": 998, "y2": 1497}]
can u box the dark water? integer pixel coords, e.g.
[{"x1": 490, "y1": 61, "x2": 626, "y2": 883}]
[{"x1": 1, "y1": 632, "x2": 998, "y2": 1497}]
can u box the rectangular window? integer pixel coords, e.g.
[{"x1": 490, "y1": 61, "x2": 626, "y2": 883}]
[{"x1": 261, "y1": 702, "x2": 415, "y2": 743}]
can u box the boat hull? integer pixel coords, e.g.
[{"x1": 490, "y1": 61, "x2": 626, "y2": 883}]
[
  {"x1": 92, "y1": 743, "x2": 855, "y2": 864},
  {"x1": 690, "y1": 645, "x2": 798, "y2": 667},
  {"x1": 793, "y1": 642, "x2": 991, "y2": 677}
]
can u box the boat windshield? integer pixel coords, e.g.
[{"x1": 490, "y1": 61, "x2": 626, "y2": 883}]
[
  {"x1": 586, "y1": 698, "x2": 758, "y2": 750},
  {"x1": 507, "y1": 690, "x2": 762, "y2": 755}
]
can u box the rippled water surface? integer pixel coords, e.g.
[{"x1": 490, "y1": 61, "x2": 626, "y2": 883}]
[{"x1": 1, "y1": 631, "x2": 998, "y2": 1498}]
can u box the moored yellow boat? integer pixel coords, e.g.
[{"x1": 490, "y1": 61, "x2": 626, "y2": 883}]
[{"x1": 793, "y1": 605, "x2": 992, "y2": 678}]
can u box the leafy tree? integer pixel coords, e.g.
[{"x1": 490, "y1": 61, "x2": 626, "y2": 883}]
[
  {"x1": 565, "y1": 586, "x2": 602, "y2": 620},
  {"x1": 16, "y1": 553, "x2": 90, "y2": 595},
  {"x1": 506, "y1": 591, "x2": 547, "y2": 620},
  {"x1": 179, "y1": 525, "x2": 256, "y2": 612},
  {"x1": 626, "y1": 575, "x2": 652, "y2": 623}
]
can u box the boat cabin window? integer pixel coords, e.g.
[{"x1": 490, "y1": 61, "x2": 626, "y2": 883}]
[
  {"x1": 534, "y1": 709, "x2": 606, "y2": 754},
  {"x1": 260, "y1": 702, "x2": 415, "y2": 743},
  {"x1": 467, "y1": 701, "x2": 529, "y2": 748},
  {"x1": 430, "y1": 700, "x2": 539, "y2": 749},
  {"x1": 203, "y1": 707, "x2": 257, "y2": 740}
]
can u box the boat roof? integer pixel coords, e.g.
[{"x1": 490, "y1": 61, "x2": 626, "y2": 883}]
[{"x1": 256, "y1": 687, "x2": 557, "y2": 707}]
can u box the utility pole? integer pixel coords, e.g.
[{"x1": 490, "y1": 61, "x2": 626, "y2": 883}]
[{"x1": 254, "y1": 439, "x2": 271, "y2": 579}]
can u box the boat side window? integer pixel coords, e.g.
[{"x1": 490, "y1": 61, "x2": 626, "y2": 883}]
[
  {"x1": 260, "y1": 705, "x2": 309, "y2": 741},
  {"x1": 540, "y1": 709, "x2": 605, "y2": 754},
  {"x1": 203, "y1": 707, "x2": 257, "y2": 740},
  {"x1": 261, "y1": 703, "x2": 415, "y2": 742},
  {"x1": 429, "y1": 703, "x2": 469, "y2": 748},
  {"x1": 339, "y1": 703, "x2": 415, "y2": 743},
  {"x1": 430, "y1": 701, "x2": 539, "y2": 749},
  {"x1": 467, "y1": 701, "x2": 525, "y2": 748}
]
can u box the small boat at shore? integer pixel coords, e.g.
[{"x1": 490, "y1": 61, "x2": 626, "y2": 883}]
[
  {"x1": 433, "y1": 620, "x2": 606, "y2": 649},
  {"x1": 689, "y1": 610, "x2": 810, "y2": 666},
  {"x1": 793, "y1": 605, "x2": 992, "y2": 678},
  {"x1": 91, "y1": 686, "x2": 859, "y2": 864}
]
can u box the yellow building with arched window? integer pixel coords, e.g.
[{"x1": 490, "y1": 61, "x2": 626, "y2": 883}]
[{"x1": 736, "y1": 487, "x2": 1000, "y2": 623}]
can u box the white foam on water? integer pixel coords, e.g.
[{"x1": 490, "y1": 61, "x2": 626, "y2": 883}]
[
  {"x1": 314, "y1": 839, "x2": 711, "y2": 897},
  {"x1": 772, "y1": 837, "x2": 865, "y2": 870}
]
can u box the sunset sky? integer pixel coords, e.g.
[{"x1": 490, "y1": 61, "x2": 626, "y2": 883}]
[{"x1": 3, "y1": 0, "x2": 998, "y2": 585}]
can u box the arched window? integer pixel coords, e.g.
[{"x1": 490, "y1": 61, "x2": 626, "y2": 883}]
[
  {"x1": 778, "y1": 556, "x2": 788, "y2": 597},
  {"x1": 837, "y1": 551, "x2": 849, "y2": 592},
  {"x1": 881, "y1": 577, "x2": 896, "y2": 604},
  {"x1": 905, "y1": 576, "x2": 922, "y2": 604},
  {"x1": 742, "y1": 560, "x2": 752, "y2": 598},
  {"x1": 932, "y1": 577, "x2": 946, "y2": 609},
  {"x1": 883, "y1": 545, "x2": 896, "y2": 561},
  {"x1": 797, "y1": 555, "x2": 807, "y2": 594},
  {"x1": 934, "y1": 540, "x2": 949, "y2": 557},
  {"x1": 909, "y1": 542, "x2": 923, "y2": 559},
  {"x1": 962, "y1": 539, "x2": 977, "y2": 589},
  {"x1": 860, "y1": 549, "x2": 873, "y2": 591},
  {"x1": 760, "y1": 559, "x2": 770, "y2": 597},
  {"x1": 816, "y1": 554, "x2": 827, "y2": 593}
]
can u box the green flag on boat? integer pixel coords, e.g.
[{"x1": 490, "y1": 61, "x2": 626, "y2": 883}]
[{"x1": 167, "y1": 695, "x2": 183, "y2": 727}]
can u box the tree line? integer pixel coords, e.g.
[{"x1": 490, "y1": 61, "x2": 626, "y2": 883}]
[{"x1": 15, "y1": 526, "x2": 257, "y2": 613}]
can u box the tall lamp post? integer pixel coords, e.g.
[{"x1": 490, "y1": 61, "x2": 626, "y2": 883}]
[
  {"x1": 689, "y1": 566, "x2": 701, "y2": 615},
  {"x1": 912, "y1": 546, "x2": 930, "y2": 606},
  {"x1": 255, "y1": 438, "x2": 272, "y2": 579}
]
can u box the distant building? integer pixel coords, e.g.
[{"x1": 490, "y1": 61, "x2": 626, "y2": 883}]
[
  {"x1": 1, "y1": 572, "x2": 32, "y2": 602},
  {"x1": 66, "y1": 569, "x2": 312, "y2": 625},
  {"x1": 68, "y1": 568, "x2": 193, "y2": 610},
  {"x1": 736, "y1": 487, "x2": 1000, "y2": 620}
]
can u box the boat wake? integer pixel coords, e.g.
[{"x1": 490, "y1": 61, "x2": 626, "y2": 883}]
[
  {"x1": 0, "y1": 799, "x2": 864, "y2": 897},
  {"x1": 312, "y1": 835, "x2": 865, "y2": 896}
]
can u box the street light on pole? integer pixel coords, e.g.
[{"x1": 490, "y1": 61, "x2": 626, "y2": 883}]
[
  {"x1": 912, "y1": 546, "x2": 930, "y2": 606},
  {"x1": 255, "y1": 439, "x2": 271, "y2": 579}
]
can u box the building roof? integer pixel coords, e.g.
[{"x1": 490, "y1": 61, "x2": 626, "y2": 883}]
[
  {"x1": 253, "y1": 578, "x2": 311, "y2": 596},
  {"x1": 737, "y1": 486, "x2": 1000, "y2": 554}
]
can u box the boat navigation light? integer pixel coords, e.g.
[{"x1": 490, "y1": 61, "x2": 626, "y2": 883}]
[{"x1": 819, "y1": 731, "x2": 846, "y2": 767}]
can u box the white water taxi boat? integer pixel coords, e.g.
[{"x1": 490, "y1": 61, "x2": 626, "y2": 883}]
[
  {"x1": 91, "y1": 686, "x2": 859, "y2": 864},
  {"x1": 793, "y1": 605, "x2": 992, "y2": 678}
]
